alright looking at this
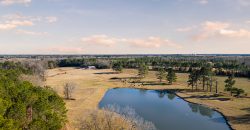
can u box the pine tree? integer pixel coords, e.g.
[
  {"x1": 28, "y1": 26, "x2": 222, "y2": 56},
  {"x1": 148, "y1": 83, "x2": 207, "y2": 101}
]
[
  {"x1": 224, "y1": 74, "x2": 236, "y2": 95},
  {"x1": 112, "y1": 62, "x2": 123, "y2": 73},
  {"x1": 187, "y1": 70, "x2": 200, "y2": 91},
  {"x1": 138, "y1": 63, "x2": 149, "y2": 79},
  {"x1": 156, "y1": 67, "x2": 166, "y2": 82},
  {"x1": 166, "y1": 68, "x2": 177, "y2": 85}
]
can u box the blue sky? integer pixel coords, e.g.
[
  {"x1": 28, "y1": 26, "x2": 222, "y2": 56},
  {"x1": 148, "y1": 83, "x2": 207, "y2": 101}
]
[{"x1": 0, "y1": 0, "x2": 250, "y2": 54}]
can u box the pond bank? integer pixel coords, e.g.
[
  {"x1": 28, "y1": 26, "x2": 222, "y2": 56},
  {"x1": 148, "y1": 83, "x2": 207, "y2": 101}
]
[{"x1": 46, "y1": 68, "x2": 250, "y2": 130}]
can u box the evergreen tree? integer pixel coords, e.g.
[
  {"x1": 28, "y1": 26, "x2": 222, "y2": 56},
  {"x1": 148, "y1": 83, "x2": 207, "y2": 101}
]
[
  {"x1": 199, "y1": 66, "x2": 211, "y2": 90},
  {"x1": 156, "y1": 67, "x2": 166, "y2": 82},
  {"x1": 166, "y1": 68, "x2": 177, "y2": 85},
  {"x1": 138, "y1": 63, "x2": 149, "y2": 79},
  {"x1": 187, "y1": 70, "x2": 200, "y2": 90},
  {"x1": 112, "y1": 62, "x2": 123, "y2": 73},
  {"x1": 224, "y1": 74, "x2": 236, "y2": 95},
  {"x1": 0, "y1": 62, "x2": 67, "y2": 130}
]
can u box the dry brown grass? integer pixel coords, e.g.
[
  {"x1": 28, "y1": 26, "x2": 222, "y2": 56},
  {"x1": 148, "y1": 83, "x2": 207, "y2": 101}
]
[{"x1": 46, "y1": 68, "x2": 250, "y2": 130}]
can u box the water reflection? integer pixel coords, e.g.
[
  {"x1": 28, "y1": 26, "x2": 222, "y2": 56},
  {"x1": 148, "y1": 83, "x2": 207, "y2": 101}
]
[
  {"x1": 188, "y1": 103, "x2": 214, "y2": 118},
  {"x1": 99, "y1": 88, "x2": 231, "y2": 130},
  {"x1": 167, "y1": 93, "x2": 176, "y2": 100},
  {"x1": 154, "y1": 90, "x2": 176, "y2": 100}
]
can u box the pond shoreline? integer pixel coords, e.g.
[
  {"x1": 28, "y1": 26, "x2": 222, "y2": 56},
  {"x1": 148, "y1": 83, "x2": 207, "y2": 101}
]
[
  {"x1": 46, "y1": 68, "x2": 248, "y2": 130},
  {"x1": 100, "y1": 87, "x2": 233, "y2": 130},
  {"x1": 174, "y1": 92, "x2": 234, "y2": 130},
  {"x1": 112, "y1": 87, "x2": 235, "y2": 130}
]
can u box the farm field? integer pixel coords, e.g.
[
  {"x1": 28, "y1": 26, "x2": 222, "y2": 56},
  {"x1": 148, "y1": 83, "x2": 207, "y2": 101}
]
[{"x1": 46, "y1": 68, "x2": 250, "y2": 130}]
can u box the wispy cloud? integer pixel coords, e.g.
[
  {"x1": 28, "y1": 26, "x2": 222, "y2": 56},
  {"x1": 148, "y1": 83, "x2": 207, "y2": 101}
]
[
  {"x1": 245, "y1": 20, "x2": 250, "y2": 24},
  {"x1": 45, "y1": 16, "x2": 58, "y2": 23},
  {"x1": 0, "y1": 13, "x2": 57, "y2": 31},
  {"x1": 192, "y1": 21, "x2": 250, "y2": 41},
  {"x1": 237, "y1": 0, "x2": 250, "y2": 6},
  {"x1": 125, "y1": 37, "x2": 182, "y2": 49},
  {"x1": 46, "y1": 47, "x2": 84, "y2": 54},
  {"x1": 0, "y1": 0, "x2": 31, "y2": 6},
  {"x1": 0, "y1": 20, "x2": 33, "y2": 30},
  {"x1": 1, "y1": 13, "x2": 58, "y2": 23},
  {"x1": 81, "y1": 35, "x2": 182, "y2": 49},
  {"x1": 81, "y1": 35, "x2": 118, "y2": 47},
  {"x1": 198, "y1": 0, "x2": 208, "y2": 5},
  {"x1": 176, "y1": 26, "x2": 196, "y2": 32},
  {"x1": 15, "y1": 29, "x2": 48, "y2": 36}
]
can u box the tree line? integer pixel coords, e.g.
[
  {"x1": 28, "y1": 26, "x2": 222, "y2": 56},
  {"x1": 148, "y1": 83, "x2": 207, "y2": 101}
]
[
  {"x1": 112, "y1": 61, "x2": 246, "y2": 97},
  {"x1": 48, "y1": 57, "x2": 250, "y2": 78},
  {"x1": 0, "y1": 61, "x2": 67, "y2": 129}
]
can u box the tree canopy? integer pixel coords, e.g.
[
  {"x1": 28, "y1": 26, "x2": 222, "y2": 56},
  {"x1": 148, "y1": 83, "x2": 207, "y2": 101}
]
[{"x1": 0, "y1": 61, "x2": 67, "y2": 130}]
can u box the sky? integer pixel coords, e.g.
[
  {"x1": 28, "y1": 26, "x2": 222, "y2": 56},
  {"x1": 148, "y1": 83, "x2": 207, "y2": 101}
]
[{"x1": 0, "y1": 0, "x2": 250, "y2": 54}]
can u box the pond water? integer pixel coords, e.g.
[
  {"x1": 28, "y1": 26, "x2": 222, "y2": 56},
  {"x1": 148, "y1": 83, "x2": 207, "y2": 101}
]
[{"x1": 99, "y1": 88, "x2": 231, "y2": 130}]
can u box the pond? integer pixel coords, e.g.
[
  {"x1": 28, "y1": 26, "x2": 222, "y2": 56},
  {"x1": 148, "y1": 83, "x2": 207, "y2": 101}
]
[{"x1": 99, "y1": 88, "x2": 231, "y2": 130}]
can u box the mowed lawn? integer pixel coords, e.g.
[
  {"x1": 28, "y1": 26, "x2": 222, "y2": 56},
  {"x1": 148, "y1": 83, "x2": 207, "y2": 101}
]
[{"x1": 46, "y1": 68, "x2": 250, "y2": 130}]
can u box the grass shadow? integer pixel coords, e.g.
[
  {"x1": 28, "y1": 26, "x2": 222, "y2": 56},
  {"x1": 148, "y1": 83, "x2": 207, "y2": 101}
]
[
  {"x1": 228, "y1": 114, "x2": 250, "y2": 124},
  {"x1": 182, "y1": 94, "x2": 231, "y2": 101},
  {"x1": 241, "y1": 107, "x2": 250, "y2": 113},
  {"x1": 64, "y1": 98, "x2": 76, "y2": 100},
  {"x1": 94, "y1": 72, "x2": 119, "y2": 75},
  {"x1": 110, "y1": 77, "x2": 140, "y2": 80}
]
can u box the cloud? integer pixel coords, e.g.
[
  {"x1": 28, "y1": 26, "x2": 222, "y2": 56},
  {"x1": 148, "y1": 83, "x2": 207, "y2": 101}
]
[
  {"x1": 0, "y1": 20, "x2": 33, "y2": 30},
  {"x1": 237, "y1": 0, "x2": 250, "y2": 6},
  {"x1": 198, "y1": 0, "x2": 208, "y2": 4},
  {"x1": 246, "y1": 20, "x2": 250, "y2": 24},
  {"x1": 46, "y1": 16, "x2": 58, "y2": 23},
  {"x1": 81, "y1": 35, "x2": 182, "y2": 49},
  {"x1": 219, "y1": 29, "x2": 250, "y2": 38},
  {"x1": 1, "y1": 13, "x2": 58, "y2": 23},
  {"x1": 202, "y1": 21, "x2": 230, "y2": 31},
  {"x1": 15, "y1": 29, "x2": 48, "y2": 36},
  {"x1": 81, "y1": 35, "x2": 118, "y2": 47},
  {"x1": 46, "y1": 47, "x2": 84, "y2": 54},
  {"x1": 0, "y1": 0, "x2": 31, "y2": 5},
  {"x1": 193, "y1": 21, "x2": 250, "y2": 41},
  {"x1": 124, "y1": 37, "x2": 182, "y2": 49},
  {"x1": 0, "y1": 13, "x2": 57, "y2": 31},
  {"x1": 176, "y1": 26, "x2": 196, "y2": 32}
]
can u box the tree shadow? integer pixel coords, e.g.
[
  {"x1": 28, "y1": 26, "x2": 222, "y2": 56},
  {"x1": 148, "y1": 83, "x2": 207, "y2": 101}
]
[
  {"x1": 64, "y1": 98, "x2": 76, "y2": 100},
  {"x1": 142, "y1": 82, "x2": 168, "y2": 86},
  {"x1": 228, "y1": 114, "x2": 250, "y2": 124},
  {"x1": 94, "y1": 72, "x2": 119, "y2": 75},
  {"x1": 110, "y1": 77, "x2": 140, "y2": 80},
  {"x1": 227, "y1": 107, "x2": 250, "y2": 124},
  {"x1": 241, "y1": 107, "x2": 250, "y2": 113},
  {"x1": 128, "y1": 81, "x2": 168, "y2": 86},
  {"x1": 182, "y1": 94, "x2": 231, "y2": 101}
]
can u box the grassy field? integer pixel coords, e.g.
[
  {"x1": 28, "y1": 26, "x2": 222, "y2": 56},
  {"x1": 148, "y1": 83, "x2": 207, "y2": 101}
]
[{"x1": 45, "y1": 68, "x2": 250, "y2": 130}]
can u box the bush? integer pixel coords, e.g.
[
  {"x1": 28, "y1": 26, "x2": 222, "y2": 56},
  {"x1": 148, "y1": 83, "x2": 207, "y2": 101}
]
[{"x1": 231, "y1": 87, "x2": 245, "y2": 97}]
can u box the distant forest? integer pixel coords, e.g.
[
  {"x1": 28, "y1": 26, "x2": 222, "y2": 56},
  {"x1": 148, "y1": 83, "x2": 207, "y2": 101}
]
[{"x1": 42, "y1": 55, "x2": 250, "y2": 78}]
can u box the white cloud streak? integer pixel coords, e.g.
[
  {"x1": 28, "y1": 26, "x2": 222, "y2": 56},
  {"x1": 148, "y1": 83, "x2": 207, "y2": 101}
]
[
  {"x1": 15, "y1": 29, "x2": 48, "y2": 36},
  {"x1": 46, "y1": 16, "x2": 58, "y2": 23},
  {"x1": 176, "y1": 26, "x2": 196, "y2": 32},
  {"x1": 47, "y1": 47, "x2": 84, "y2": 54},
  {"x1": 193, "y1": 21, "x2": 250, "y2": 41},
  {"x1": 0, "y1": 20, "x2": 33, "y2": 30},
  {"x1": 198, "y1": 0, "x2": 208, "y2": 5},
  {"x1": 0, "y1": 13, "x2": 58, "y2": 31},
  {"x1": 81, "y1": 35, "x2": 182, "y2": 49},
  {"x1": 0, "y1": 0, "x2": 31, "y2": 5}
]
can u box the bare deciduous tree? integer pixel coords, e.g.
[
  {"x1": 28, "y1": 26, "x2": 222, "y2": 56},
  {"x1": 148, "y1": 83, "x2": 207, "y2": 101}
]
[
  {"x1": 20, "y1": 59, "x2": 48, "y2": 86},
  {"x1": 78, "y1": 104, "x2": 157, "y2": 130},
  {"x1": 64, "y1": 82, "x2": 76, "y2": 100}
]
